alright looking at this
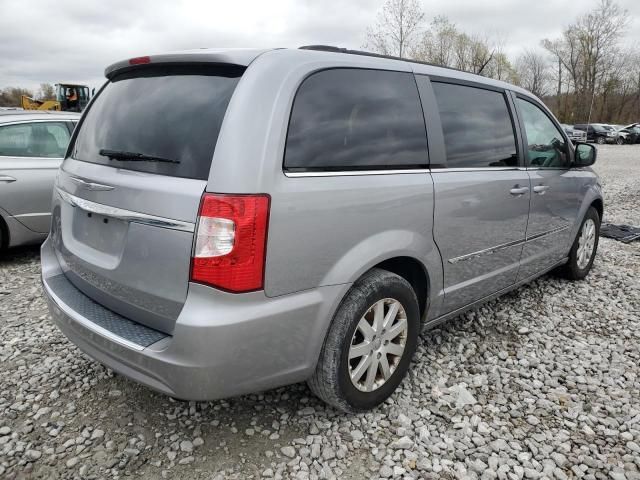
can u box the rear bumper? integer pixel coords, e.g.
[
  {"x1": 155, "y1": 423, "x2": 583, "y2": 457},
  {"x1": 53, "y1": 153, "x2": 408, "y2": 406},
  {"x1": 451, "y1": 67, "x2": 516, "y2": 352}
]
[{"x1": 41, "y1": 238, "x2": 348, "y2": 400}]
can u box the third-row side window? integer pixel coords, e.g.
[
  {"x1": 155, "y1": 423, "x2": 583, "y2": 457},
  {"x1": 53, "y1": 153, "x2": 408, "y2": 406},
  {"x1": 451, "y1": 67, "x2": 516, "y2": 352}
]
[
  {"x1": 432, "y1": 82, "x2": 518, "y2": 169},
  {"x1": 284, "y1": 68, "x2": 428, "y2": 171}
]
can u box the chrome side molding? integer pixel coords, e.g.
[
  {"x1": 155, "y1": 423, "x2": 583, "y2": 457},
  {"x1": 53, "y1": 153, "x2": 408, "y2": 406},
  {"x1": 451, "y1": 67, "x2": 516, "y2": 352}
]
[{"x1": 448, "y1": 225, "x2": 570, "y2": 264}]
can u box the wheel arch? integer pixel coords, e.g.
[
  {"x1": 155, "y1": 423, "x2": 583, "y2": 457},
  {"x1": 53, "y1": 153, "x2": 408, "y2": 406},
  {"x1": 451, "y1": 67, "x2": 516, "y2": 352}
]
[
  {"x1": 590, "y1": 197, "x2": 603, "y2": 222},
  {"x1": 371, "y1": 256, "x2": 430, "y2": 320}
]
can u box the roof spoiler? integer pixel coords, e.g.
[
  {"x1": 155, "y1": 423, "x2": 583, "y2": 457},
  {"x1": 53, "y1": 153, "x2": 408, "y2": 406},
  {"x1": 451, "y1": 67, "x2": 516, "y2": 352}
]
[{"x1": 104, "y1": 49, "x2": 269, "y2": 79}]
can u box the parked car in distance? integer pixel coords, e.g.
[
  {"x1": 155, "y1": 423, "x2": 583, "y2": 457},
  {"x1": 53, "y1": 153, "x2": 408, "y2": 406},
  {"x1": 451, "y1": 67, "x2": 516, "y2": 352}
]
[
  {"x1": 609, "y1": 125, "x2": 628, "y2": 143},
  {"x1": 41, "y1": 47, "x2": 603, "y2": 412},
  {"x1": 573, "y1": 123, "x2": 617, "y2": 144},
  {"x1": 600, "y1": 124, "x2": 625, "y2": 145},
  {"x1": 0, "y1": 110, "x2": 80, "y2": 249},
  {"x1": 620, "y1": 123, "x2": 640, "y2": 144},
  {"x1": 561, "y1": 124, "x2": 588, "y2": 143}
]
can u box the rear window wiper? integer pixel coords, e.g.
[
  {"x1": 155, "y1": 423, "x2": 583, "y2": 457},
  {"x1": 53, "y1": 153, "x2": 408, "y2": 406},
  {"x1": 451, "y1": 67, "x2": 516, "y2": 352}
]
[{"x1": 99, "y1": 149, "x2": 181, "y2": 164}]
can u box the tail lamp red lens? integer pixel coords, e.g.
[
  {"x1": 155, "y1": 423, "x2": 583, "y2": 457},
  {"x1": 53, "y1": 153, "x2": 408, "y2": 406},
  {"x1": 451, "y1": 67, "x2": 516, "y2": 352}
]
[{"x1": 190, "y1": 194, "x2": 270, "y2": 293}]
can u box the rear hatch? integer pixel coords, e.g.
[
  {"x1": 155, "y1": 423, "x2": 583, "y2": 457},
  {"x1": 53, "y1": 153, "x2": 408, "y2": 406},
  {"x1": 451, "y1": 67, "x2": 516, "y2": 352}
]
[{"x1": 52, "y1": 63, "x2": 243, "y2": 334}]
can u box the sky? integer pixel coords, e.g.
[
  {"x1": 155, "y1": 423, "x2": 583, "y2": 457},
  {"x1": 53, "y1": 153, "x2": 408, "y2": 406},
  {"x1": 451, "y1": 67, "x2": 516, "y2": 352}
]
[{"x1": 1, "y1": 0, "x2": 639, "y2": 92}]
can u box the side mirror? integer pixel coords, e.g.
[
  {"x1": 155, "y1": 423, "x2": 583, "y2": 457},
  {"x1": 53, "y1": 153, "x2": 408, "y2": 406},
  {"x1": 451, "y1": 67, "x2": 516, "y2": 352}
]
[{"x1": 574, "y1": 142, "x2": 597, "y2": 167}]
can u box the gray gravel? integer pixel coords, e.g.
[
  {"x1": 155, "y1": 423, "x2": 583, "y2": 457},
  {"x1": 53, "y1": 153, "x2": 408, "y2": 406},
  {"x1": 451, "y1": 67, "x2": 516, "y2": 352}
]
[{"x1": 1, "y1": 145, "x2": 639, "y2": 480}]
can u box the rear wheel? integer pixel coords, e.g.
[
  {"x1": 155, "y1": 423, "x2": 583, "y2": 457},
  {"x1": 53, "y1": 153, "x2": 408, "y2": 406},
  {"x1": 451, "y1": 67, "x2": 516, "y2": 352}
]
[
  {"x1": 558, "y1": 207, "x2": 600, "y2": 280},
  {"x1": 308, "y1": 268, "x2": 420, "y2": 412}
]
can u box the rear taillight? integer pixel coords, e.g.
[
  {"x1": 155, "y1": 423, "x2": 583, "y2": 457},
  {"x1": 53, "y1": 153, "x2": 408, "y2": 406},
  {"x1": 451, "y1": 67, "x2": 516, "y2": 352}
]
[{"x1": 190, "y1": 194, "x2": 270, "y2": 293}]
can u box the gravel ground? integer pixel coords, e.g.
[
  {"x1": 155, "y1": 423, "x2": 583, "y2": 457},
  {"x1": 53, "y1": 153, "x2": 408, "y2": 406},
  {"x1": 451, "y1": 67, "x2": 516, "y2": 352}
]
[{"x1": 1, "y1": 145, "x2": 639, "y2": 480}]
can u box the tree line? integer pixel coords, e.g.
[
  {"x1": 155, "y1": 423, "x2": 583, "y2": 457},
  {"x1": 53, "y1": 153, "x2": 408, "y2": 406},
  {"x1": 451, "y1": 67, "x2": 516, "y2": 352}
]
[
  {"x1": 365, "y1": 0, "x2": 639, "y2": 124},
  {"x1": 2, "y1": 1, "x2": 637, "y2": 124},
  {"x1": 0, "y1": 84, "x2": 55, "y2": 107}
]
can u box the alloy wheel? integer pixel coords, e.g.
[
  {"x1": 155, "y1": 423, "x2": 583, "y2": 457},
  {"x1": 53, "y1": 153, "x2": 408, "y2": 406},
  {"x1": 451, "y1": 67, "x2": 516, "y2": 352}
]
[
  {"x1": 348, "y1": 298, "x2": 408, "y2": 392},
  {"x1": 577, "y1": 218, "x2": 596, "y2": 270}
]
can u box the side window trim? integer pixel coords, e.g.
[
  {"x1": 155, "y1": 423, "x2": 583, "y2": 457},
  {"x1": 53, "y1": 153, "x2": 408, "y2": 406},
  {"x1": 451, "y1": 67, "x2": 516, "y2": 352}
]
[
  {"x1": 414, "y1": 75, "x2": 446, "y2": 169},
  {"x1": 283, "y1": 67, "x2": 429, "y2": 173},
  {"x1": 430, "y1": 80, "x2": 521, "y2": 170},
  {"x1": 512, "y1": 94, "x2": 573, "y2": 169},
  {"x1": 504, "y1": 90, "x2": 526, "y2": 169}
]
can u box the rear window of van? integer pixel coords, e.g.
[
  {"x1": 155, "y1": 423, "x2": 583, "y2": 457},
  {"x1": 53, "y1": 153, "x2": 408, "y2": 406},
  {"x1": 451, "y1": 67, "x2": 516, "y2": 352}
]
[{"x1": 71, "y1": 65, "x2": 243, "y2": 180}]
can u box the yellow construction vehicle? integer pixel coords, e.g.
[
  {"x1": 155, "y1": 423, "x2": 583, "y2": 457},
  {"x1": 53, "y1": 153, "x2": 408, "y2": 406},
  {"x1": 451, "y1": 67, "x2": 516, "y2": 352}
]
[{"x1": 21, "y1": 83, "x2": 91, "y2": 112}]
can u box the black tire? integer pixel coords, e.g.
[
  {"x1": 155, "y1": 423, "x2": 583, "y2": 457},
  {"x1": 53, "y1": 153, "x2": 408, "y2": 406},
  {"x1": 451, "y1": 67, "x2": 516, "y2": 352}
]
[
  {"x1": 616, "y1": 137, "x2": 624, "y2": 145},
  {"x1": 0, "y1": 216, "x2": 7, "y2": 250},
  {"x1": 596, "y1": 136, "x2": 605, "y2": 145},
  {"x1": 308, "y1": 268, "x2": 420, "y2": 413},
  {"x1": 558, "y1": 207, "x2": 600, "y2": 281}
]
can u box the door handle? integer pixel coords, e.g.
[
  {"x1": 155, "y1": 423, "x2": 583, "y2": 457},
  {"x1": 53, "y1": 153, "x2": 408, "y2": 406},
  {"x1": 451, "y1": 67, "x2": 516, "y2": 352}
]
[
  {"x1": 0, "y1": 175, "x2": 17, "y2": 183},
  {"x1": 533, "y1": 185, "x2": 549, "y2": 194},
  {"x1": 509, "y1": 185, "x2": 529, "y2": 196}
]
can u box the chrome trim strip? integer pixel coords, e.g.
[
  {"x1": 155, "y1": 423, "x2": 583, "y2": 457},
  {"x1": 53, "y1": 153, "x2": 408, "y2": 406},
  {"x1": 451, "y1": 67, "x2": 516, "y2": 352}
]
[
  {"x1": 0, "y1": 118, "x2": 78, "y2": 127},
  {"x1": 284, "y1": 169, "x2": 429, "y2": 177},
  {"x1": 448, "y1": 224, "x2": 571, "y2": 264},
  {"x1": 525, "y1": 224, "x2": 570, "y2": 242},
  {"x1": 448, "y1": 238, "x2": 524, "y2": 264},
  {"x1": 43, "y1": 276, "x2": 145, "y2": 352},
  {"x1": 431, "y1": 166, "x2": 526, "y2": 173},
  {"x1": 0, "y1": 156, "x2": 63, "y2": 160},
  {"x1": 14, "y1": 212, "x2": 49, "y2": 218},
  {"x1": 56, "y1": 188, "x2": 195, "y2": 233}
]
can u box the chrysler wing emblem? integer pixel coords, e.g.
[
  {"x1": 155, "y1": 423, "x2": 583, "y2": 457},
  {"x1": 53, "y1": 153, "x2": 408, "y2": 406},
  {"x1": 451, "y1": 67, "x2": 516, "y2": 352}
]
[{"x1": 68, "y1": 176, "x2": 115, "y2": 191}]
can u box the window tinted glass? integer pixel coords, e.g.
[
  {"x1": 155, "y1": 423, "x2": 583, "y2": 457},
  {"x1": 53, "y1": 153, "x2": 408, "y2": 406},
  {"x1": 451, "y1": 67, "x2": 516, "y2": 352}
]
[
  {"x1": 284, "y1": 69, "x2": 427, "y2": 171},
  {"x1": 432, "y1": 82, "x2": 517, "y2": 168},
  {"x1": 517, "y1": 98, "x2": 569, "y2": 169},
  {"x1": 0, "y1": 122, "x2": 70, "y2": 158},
  {"x1": 72, "y1": 65, "x2": 242, "y2": 180}
]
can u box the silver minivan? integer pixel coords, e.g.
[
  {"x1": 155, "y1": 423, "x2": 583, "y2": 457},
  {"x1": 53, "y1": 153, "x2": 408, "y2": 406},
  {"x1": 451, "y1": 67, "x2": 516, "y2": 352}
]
[{"x1": 41, "y1": 47, "x2": 602, "y2": 412}]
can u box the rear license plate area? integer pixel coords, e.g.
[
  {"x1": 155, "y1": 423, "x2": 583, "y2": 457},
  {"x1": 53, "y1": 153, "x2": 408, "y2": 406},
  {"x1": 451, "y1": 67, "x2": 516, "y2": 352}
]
[{"x1": 71, "y1": 209, "x2": 128, "y2": 253}]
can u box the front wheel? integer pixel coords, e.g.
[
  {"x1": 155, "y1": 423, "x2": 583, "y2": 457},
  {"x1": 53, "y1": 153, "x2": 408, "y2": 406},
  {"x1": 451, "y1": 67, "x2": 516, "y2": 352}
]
[
  {"x1": 596, "y1": 136, "x2": 605, "y2": 145},
  {"x1": 616, "y1": 137, "x2": 624, "y2": 145},
  {"x1": 558, "y1": 207, "x2": 600, "y2": 280},
  {"x1": 308, "y1": 268, "x2": 420, "y2": 412}
]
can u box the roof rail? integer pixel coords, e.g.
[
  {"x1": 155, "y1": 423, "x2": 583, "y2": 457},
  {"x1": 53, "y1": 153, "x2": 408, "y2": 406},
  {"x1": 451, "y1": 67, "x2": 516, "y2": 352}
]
[{"x1": 298, "y1": 45, "x2": 469, "y2": 75}]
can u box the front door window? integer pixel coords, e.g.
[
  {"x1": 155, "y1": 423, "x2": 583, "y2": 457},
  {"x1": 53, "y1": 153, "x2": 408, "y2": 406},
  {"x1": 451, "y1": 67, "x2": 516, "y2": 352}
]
[{"x1": 517, "y1": 98, "x2": 569, "y2": 169}]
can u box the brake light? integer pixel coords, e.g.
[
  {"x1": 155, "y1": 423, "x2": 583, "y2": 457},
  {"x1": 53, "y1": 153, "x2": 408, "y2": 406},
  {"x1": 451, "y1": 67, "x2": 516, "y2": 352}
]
[
  {"x1": 129, "y1": 56, "x2": 151, "y2": 65},
  {"x1": 190, "y1": 194, "x2": 270, "y2": 293}
]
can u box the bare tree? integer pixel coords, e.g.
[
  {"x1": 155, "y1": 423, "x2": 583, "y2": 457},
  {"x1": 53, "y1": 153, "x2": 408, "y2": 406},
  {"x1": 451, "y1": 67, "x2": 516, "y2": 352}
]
[
  {"x1": 364, "y1": 0, "x2": 425, "y2": 58},
  {"x1": 0, "y1": 87, "x2": 34, "y2": 107},
  {"x1": 544, "y1": 0, "x2": 629, "y2": 121},
  {"x1": 415, "y1": 15, "x2": 458, "y2": 66},
  {"x1": 514, "y1": 49, "x2": 550, "y2": 98},
  {"x1": 38, "y1": 83, "x2": 56, "y2": 101},
  {"x1": 360, "y1": 1, "x2": 640, "y2": 122},
  {"x1": 414, "y1": 17, "x2": 508, "y2": 78}
]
